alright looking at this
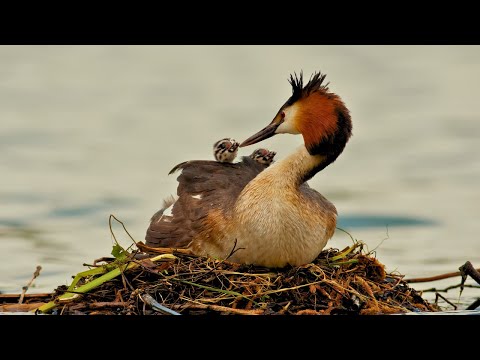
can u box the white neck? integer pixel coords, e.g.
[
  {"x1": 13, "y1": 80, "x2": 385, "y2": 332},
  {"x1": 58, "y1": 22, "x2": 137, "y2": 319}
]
[{"x1": 229, "y1": 145, "x2": 335, "y2": 267}]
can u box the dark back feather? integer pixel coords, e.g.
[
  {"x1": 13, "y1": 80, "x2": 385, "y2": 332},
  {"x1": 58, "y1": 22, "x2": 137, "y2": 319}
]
[{"x1": 145, "y1": 157, "x2": 267, "y2": 248}]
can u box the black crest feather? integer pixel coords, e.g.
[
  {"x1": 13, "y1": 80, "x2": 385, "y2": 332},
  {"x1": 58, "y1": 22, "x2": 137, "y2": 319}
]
[{"x1": 287, "y1": 71, "x2": 329, "y2": 104}]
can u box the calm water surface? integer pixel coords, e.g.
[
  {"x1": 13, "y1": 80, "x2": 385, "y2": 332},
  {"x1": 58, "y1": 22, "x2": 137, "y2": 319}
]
[{"x1": 1, "y1": 46, "x2": 479, "y2": 310}]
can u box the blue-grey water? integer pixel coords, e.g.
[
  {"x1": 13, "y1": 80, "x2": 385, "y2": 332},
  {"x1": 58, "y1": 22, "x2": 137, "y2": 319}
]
[{"x1": 1, "y1": 46, "x2": 479, "y2": 311}]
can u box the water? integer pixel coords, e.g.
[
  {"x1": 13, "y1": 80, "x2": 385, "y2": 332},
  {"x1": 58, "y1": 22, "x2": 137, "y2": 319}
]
[{"x1": 1, "y1": 46, "x2": 479, "y2": 311}]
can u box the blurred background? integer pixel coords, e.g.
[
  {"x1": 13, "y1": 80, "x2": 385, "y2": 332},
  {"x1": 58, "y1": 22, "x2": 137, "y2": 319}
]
[{"x1": 1, "y1": 46, "x2": 479, "y2": 308}]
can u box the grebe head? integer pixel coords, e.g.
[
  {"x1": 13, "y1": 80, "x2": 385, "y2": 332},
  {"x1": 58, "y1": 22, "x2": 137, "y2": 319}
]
[
  {"x1": 240, "y1": 71, "x2": 352, "y2": 168},
  {"x1": 250, "y1": 148, "x2": 276, "y2": 166},
  {"x1": 213, "y1": 138, "x2": 239, "y2": 163}
]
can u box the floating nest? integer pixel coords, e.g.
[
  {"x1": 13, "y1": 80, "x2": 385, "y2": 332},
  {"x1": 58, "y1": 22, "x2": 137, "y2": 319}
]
[{"x1": 18, "y1": 235, "x2": 438, "y2": 315}]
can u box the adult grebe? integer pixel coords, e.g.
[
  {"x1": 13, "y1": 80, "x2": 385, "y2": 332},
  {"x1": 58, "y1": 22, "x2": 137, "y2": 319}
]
[{"x1": 145, "y1": 71, "x2": 352, "y2": 268}]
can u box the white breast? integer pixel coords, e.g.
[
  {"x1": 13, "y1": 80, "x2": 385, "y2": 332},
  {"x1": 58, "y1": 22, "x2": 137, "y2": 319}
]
[{"x1": 230, "y1": 187, "x2": 335, "y2": 267}]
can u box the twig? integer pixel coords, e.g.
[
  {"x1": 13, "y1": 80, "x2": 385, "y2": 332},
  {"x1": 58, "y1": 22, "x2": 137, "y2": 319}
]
[
  {"x1": 459, "y1": 261, "x2": 480, "y2": 287},
  {"x1": 109, "y1": 214, "x2": 137, "y2": 246},
  {"x1": 260, "y1": 280, "x2": 324, "y2": 296},
  {"x1": 66, "y1": 302, "x2": 128, "y2": 312},
  {"x1": 176, "y1": 301, "x2": 264, "y2": 315},
  {"x1": 135, "y1": 242, "x2": 193, "y2": 256},
  {"x1": 84, "y1": 302, "x2": 127, "y2": 309},
  {"x1": 1, "y1": 303, "x2": 46, "y2": 312},
  {"x1": 405, "y1": 266, "x2": 480, "y2": 283},
  {"x1": 18, "y1": 266, "x2": 42, "y2": 304},
  {"x1": 0, "y1": 293, "x2": 51, "y2": 301},
  {"x1": 119, "y1": 262, "x2": 136, "y2": 292},
  {"x1": 139, "y1": 293, "x2": 181, "y2": 315},
  {"x1": 92, "y1": 257, "x2": 115, "y2": 266},
  {"x1": 225, "y1": 238, "x2": 246, "y2": 260},
  {"x1": 466, "y1": 298, "x2": 480, "y2": 310},
  {"x1": 335, "y1": 227, "x2": 357, "y2": 245},
  {"x1": 420, "y1": 284, "x2": 480, "y2": 293},
  {"x1": 435, "y1": 293, "x2": 457, "y2": 310},
  {"x1": 215, "y1": 271, "x2": 276, "y2": 278},
  {"x1": 371, "y1": 225, "x2": 390, "y2": 253}
]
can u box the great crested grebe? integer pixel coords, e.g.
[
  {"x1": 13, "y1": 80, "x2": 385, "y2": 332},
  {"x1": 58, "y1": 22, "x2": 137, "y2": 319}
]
[
  {"x1": 213, "y1": 138, "x2": 276, "y2": 165},
  {"x1": 145, "y1": 71, "x2": 352, "y2": 268}
]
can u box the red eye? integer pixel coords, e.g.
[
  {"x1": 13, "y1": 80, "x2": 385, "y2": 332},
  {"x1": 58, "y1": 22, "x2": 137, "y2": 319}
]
[{"x1": 281, "y1": 111, "x2": 286, "y2": 118}]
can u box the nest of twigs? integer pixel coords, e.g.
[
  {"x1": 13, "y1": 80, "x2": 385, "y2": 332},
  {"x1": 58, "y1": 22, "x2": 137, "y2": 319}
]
[{"x1": 36, "y1": 237, "x2": 438, "y2": 315}]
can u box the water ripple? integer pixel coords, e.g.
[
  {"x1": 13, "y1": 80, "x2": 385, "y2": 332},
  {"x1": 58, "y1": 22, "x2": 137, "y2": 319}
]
[{"x1": 337, "y1": 214, "x2": 438, "y2": 229}]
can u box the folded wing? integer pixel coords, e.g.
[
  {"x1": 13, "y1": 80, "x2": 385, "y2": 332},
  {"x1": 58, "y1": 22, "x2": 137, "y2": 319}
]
[{"x1": 145, "y1": 157, "x2": 267, "y2": 248}]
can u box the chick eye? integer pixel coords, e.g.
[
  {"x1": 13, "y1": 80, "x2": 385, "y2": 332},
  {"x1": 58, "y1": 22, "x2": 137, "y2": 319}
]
[{"x1": 219, "y1": 143, "x2": 226, "y2": 149}]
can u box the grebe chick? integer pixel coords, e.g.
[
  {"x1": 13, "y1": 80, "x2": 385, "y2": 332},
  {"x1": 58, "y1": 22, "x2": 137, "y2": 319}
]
[
  {"x1": 214, "y1": 137, "x2": 276, "y2": 166},
  {"x1": 213, "y1": 138, "x2": 239, "y2": 163},
  {"x1": 249, "y1": 148, "x2": 276, "y2": 166}
]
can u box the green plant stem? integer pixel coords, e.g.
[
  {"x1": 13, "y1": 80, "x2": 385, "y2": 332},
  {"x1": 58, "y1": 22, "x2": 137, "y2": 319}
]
[
  {"x1": 329, "y1": 243, "x2": 360, "y2": 262},
  {"x1": 67, "y1": 267, "x2": 110, "y2": 291}
]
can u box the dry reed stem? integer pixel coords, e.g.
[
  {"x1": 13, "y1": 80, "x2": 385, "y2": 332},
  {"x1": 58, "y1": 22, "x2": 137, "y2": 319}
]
[{"x1": 175, "y1": 300, "x2": 264, "y2": 315}]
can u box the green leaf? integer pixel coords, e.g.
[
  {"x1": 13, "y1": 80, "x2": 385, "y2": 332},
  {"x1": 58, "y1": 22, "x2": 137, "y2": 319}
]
[{"x1": 111, "y1": 244, "x2": 128, "y2": 260}]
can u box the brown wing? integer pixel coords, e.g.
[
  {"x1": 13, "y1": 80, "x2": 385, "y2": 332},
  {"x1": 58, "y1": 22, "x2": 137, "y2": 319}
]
[{"x1": 145, "y1": 157, "x2": 266, "y2": 248}]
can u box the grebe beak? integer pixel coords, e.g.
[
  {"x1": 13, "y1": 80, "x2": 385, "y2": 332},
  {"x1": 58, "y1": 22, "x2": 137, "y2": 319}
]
[
  {"x1": 240, "y1": 110, "x2": 287, "y2": 147},
  {"x1": 240, "y1": 123, "x2": 278, "y2": 147},
  {"x1": 241, "y1": 110, "x2": 286, "y2": 147}
]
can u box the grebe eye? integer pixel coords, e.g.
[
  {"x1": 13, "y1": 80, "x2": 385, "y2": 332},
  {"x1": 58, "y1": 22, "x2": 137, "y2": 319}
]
[{"x1": 281, "y1": 111, "x2": 286, "y2": 118}]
